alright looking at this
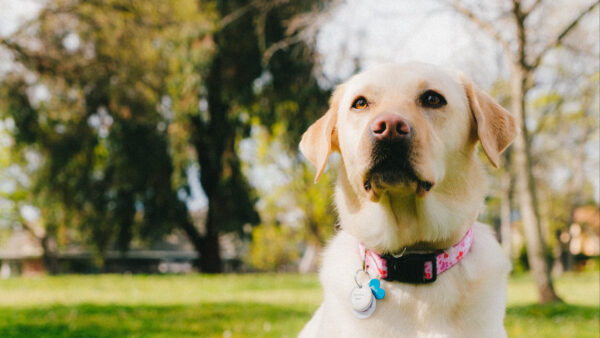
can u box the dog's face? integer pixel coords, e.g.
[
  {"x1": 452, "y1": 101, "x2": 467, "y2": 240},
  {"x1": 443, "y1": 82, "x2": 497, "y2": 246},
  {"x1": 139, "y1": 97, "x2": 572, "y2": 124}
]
[
  {"x1": 301, "y1": 63, "x2": 517, "y2": 202},
  {"x1": 300, "y1": 63, "x2": 517, "y2": 251}
]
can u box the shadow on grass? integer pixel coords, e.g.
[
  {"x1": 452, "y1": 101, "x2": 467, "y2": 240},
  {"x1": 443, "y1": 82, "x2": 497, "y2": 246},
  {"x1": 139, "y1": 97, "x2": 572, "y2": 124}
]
[
  {"x1": 506, "y1": 303, "x2": 599, "y2": 338},
  {"x1": 0, "y1": 302, "x2": 314, "y2": 338}
]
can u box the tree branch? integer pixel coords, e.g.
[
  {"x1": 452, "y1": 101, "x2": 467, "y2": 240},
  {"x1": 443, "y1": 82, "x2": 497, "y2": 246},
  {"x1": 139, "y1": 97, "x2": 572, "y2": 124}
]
[
  {"x1": 20, "y1": 219, "x2": 47, "y2": 241},
  {"x1": 449, "y1": 0, "x2": 513, "y2": 57},
  {"x1": 530, "y1": 0, "x2": 599, "y2": 69},
  {"x1": 217, "y1": 1, "x2": 257, "y2": 30},
  {"x1": 523, "y1": 0, "x2": 543, "y2": 16},
  {"x1": 511, "y1": 0, "x2": 529, "y2": 70},
  {"x1": 0, "y1": 38, "x2": 28, "y2": 59},
  {"x1": 217, "y1": 0, "x2": 290, "y2": 31},
  {"x1": 262, "y1": 34, "x2": 304, "y2": 65},
  {"x1": 261, "y1": 0, "x2": 343, "y2": 65}
]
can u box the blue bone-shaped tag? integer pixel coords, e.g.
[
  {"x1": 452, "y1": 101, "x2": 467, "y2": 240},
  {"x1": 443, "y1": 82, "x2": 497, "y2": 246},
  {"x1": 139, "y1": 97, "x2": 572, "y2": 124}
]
[{"x1": 369, "y1": 279, "x2": 385, "y2": 300}]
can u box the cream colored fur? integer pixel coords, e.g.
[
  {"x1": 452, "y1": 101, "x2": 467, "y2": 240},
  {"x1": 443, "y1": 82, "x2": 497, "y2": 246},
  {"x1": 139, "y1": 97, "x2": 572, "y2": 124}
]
[{"x1": 298, "y1": 63, "x2": 517, "y2": 338}]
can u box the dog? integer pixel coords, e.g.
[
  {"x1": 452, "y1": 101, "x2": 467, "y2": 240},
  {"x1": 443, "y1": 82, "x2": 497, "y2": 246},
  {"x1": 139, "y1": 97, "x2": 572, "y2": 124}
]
[{"x1": 298, "y1": 63, "x2": 517, "y2": 337}]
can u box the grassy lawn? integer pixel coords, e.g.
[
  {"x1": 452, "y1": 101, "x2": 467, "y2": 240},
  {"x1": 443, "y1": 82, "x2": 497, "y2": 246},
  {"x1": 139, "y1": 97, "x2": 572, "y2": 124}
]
[{"x1": 0, "y1": 272, "x2": 597, "y2": 337}]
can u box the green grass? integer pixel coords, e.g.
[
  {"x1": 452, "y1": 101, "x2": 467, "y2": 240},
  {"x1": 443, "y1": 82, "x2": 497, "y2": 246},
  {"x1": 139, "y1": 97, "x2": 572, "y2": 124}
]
[
  {"x1": 0, "y1": 272, "x2": 597, "y2": 337},
  {"x1": 505, "y1": 272, "x2": 599, "y2": 337}
]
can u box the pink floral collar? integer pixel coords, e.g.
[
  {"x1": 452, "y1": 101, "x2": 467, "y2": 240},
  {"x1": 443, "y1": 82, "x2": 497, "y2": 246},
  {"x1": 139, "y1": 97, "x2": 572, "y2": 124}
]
[{"x1": 358, "y1": 227, "x2": 474, "y2": 284}]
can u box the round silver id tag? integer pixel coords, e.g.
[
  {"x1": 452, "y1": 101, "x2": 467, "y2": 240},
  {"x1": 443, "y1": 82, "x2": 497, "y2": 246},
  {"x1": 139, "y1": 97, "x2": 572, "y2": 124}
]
[{"x1": 350, "y1": 286, "x2": 376, "y2": 319}]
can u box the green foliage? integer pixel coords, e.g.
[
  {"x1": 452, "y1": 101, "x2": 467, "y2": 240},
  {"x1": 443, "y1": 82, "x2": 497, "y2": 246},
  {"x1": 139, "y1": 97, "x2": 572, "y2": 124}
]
[
  {"x1": 0, "y1": 0, "x2": 215, "y2": 263},
  {"x1": 248, "y1": 224, "x2": 301, "y2": 271},
  {"x1": 0, "y1": 272, "x2": 596, "y2": 337},
  {"x1": 242, "y1": 123, "x2": 337, "y2": 270}
]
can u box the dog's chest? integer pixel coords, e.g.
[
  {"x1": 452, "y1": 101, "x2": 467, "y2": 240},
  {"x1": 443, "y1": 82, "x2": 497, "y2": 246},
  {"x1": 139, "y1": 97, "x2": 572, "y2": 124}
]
[{"x1": 318, "y1": 231, "x2": 479, "y2": 337}]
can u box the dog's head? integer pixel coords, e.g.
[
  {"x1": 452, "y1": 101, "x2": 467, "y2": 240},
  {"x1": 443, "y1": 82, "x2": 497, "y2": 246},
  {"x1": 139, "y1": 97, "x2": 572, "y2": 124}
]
[
  {"x1": 300, "y1": 63, "x2": 517, "y2": 251},
  {"x1": 301, "y1": 63, "x2": 517, "y2": 200}
]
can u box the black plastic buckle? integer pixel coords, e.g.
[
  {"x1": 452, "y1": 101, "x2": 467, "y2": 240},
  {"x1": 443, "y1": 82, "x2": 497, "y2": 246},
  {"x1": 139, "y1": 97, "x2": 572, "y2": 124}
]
[{"x1": 382, "y1": 252, "x2": 439, "y2": 284}]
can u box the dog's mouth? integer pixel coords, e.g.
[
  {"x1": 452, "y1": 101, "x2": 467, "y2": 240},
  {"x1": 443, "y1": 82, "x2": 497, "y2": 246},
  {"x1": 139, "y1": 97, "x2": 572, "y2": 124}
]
[
  {"x1": 363, "y1": 141, "x2": 434, "y2": 199},
  {"x1": 363, "y1": 167, "x2": 434, "y2": 198}
]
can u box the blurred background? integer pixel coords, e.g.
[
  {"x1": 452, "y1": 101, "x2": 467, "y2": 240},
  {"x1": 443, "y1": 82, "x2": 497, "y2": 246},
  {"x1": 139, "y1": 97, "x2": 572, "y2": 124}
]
[{"x1": 0, "y1": 0, "x2": 598, "y2": 337}]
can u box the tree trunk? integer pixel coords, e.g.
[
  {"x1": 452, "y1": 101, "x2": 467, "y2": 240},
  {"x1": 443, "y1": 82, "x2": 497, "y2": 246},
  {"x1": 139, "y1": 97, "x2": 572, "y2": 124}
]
[
  {"x1": 199, "y1": 208, "x2": 223, "y2": 273},
  {"x1": 180, "y1": 183, "x2": 224, "y2": 273},
  {"x1": 298, "y1": 242, "x2": 320, "y2": 273},
  {"x1": 21, "y1": 220, "x2": 59, "y2": 274},
  {"x1": 192, "y1": 53, "x2": 228, "y2": 274},
  {"x1": 559, "y1": 130, "x2": 588, "y2": 272},
  {"x1": 510, "y1": 64, "x2": 561, "y2": 303},
  {"x1": 499, "y1": 161, "x2": 512, "y2": 258},
  {"x1": 40, "y1": 225, "x2": 59, "y2": 275},
  {"x1": 178, "y1": 216, "x2": 204, "y2": 270}
]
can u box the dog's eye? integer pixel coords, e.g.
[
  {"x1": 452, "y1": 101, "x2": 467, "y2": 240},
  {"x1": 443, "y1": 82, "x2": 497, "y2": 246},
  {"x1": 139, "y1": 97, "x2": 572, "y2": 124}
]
[
  {"x1": 420, "y1": 90, "x2": 447, "y2": 108},
  {"x1": 351, "y1": 96, "x2": 368, "y2": 110}
]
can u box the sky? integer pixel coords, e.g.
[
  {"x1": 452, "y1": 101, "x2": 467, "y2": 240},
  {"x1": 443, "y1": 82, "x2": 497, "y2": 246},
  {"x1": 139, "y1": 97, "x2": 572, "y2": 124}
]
[
  {"x1": 0, "y1": 0, "x2": 43, "y2": 76},
  {"x1": 0, "y1": 0, "x2": 41, "y2": 36},
  {"x1": 316, "y1": 0, "x2": 502, "y2": 87}
]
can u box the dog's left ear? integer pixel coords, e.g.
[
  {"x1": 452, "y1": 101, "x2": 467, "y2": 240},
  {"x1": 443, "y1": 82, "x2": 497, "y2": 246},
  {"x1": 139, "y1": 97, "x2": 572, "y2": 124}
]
[
  {"x1": 299, "y1": 85, "x2": 344, "y2": 182},
  {"x1": 461, "y1": 75, "x2": 519, "y2": 167}
]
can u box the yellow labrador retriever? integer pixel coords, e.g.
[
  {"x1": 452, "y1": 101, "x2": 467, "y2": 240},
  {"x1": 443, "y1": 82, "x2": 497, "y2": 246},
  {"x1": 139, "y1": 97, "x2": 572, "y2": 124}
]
[{"x1": 299, "y1": 63, "x2": 517, "y2": 337}]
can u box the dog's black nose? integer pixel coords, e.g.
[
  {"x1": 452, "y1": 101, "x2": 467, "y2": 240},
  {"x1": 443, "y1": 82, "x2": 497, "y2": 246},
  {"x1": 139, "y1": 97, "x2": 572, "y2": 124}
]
[{"x1": 370, "y1": 114, "x2": 411, "y2": 142}]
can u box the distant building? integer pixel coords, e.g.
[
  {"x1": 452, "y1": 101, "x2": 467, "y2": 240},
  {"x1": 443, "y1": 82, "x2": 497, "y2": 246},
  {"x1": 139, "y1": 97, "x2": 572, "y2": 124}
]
[
  {"x1": 0, "y1": 228, "x2": 198, "y2": 276},
  {"x1": 0, "y1": 229, "x2": 45, "y2": 277}
]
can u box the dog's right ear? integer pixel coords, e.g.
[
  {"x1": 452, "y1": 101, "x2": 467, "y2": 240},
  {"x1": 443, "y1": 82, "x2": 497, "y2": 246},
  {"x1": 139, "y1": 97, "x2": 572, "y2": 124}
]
[{"x1": 299, "y1": 85, "x2": 344, "y2": 183}]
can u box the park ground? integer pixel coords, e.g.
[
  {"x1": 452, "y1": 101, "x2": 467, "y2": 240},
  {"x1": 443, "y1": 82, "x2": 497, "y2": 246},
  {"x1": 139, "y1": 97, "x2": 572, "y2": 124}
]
[{"x1": 0, "y1": 272, "x2": 597, "y2": 337}]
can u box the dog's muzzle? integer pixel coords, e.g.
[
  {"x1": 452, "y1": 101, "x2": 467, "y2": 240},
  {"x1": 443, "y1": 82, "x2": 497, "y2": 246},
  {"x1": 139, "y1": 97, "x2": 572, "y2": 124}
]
[{"x1": 364, "y1": 113, "x2": 433, "y2": 195}]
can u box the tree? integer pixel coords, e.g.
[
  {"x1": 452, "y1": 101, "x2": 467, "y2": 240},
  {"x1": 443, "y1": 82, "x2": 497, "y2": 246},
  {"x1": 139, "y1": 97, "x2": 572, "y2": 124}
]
[
  {"x1": 449, "y1": 0, "x2": 599, "y2": 303},
  {"x1": 173, "y1": 0, "x2": 336, "y2": 272},
  {"x1": 0, "y1": 0, "x2": 214, "y2": 270}
]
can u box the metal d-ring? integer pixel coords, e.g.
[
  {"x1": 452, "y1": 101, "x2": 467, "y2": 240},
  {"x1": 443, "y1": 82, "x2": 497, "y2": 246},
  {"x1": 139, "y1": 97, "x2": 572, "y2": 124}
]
[
  {"x1": 354, "y1": 269, "x2": 370, "y2": 288},
  {"x1": 392, "y1": 247, "x2": 407, "y2": 258}
]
